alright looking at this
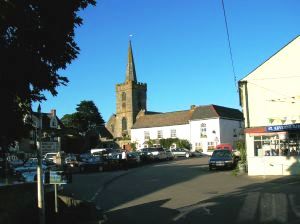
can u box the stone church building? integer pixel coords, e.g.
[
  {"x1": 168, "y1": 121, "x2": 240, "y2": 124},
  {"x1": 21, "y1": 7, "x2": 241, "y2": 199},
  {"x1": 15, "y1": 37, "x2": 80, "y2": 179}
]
[{"x1": 106, "y1": 41, "x2": 147, "y2": 143}]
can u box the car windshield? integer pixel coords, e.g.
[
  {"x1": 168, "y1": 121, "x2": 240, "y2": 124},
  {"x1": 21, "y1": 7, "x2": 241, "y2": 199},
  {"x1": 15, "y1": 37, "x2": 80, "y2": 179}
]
[{"x1": 212, "y1": 150, "x2": 232, "y2": 158}]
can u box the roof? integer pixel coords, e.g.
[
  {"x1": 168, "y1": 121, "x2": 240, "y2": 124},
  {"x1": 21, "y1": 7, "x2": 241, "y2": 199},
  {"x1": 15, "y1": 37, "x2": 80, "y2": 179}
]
[
  {"x1": 192, "y1": 105, "x2": 243, "y2": 120},
  {"x1": 132, "y1": 110, "x2": 193, "y2": 129},
  {"x1": 132, "y1": 105, "x2": 243, "y2": 129},
  {"x1": 125, "y1": 40, "x2": 137, "y2": 82},
  {"x1": 96, "y1": 126, "x2": 113, "y2": 139},
  {"x1": 32, "y1": 112, "x2": 64, "y2": 130}
]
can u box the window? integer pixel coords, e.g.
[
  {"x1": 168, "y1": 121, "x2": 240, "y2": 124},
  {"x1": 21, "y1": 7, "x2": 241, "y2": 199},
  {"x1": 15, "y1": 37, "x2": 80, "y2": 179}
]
[
  {"x1": 122, "y1": 102, "x2": 126, "y2": 111},
  {"x1": 122, "y1": 117, "x2": 127, "y2": 131},
  {"x1": 157, "y1": 130, "x2": 163, "y2": 139},
  {"x1": 233, "y1": 129, "x2": 237, "y2": 137},
  {"x1": 208, "y1": 141, "x2": 215, "y2": 150},
  {"x1": 253, "y1": 133, "x2": 300, "y2": 157},
  {"x1": 122, "y1": 92, "x2": 126, "y2": 101},
  {"x1": 144, "y1": 131, "x2": 150, "y2": 140},
  {"x1": 171, "y1": 129, "x2": 176, "y2": 138},
  {"x1": 200, "y1": 123, "x2": 207, "y2": 138}
]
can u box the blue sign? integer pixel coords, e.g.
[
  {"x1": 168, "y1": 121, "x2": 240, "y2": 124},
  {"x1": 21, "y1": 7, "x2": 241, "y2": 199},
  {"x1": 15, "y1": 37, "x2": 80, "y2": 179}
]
[
  {"x1": 50, "y1": 171, "x2": 68, "y2": 184},
  {"x1": 266, "y1": 123, "x2": 300, "y2": 132}
]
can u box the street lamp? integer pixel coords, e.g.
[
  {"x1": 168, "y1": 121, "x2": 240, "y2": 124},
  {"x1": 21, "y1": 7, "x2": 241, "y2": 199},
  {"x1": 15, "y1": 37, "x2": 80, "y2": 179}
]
[{"x1": 37, "y1": 104, "x2": 45, "y2": 224}]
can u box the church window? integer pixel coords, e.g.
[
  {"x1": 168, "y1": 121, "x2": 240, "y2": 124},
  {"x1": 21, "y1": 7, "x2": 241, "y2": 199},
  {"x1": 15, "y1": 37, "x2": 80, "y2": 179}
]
[
  {"x1": 122, "y1": 92, "x2": 126, "y2": 101},
  {"x1": 137, "y1": 92, "x2": 143, "y2": 109},
  {"x1": 122, "y1": 117, "x2": 127, "y2": 131}
]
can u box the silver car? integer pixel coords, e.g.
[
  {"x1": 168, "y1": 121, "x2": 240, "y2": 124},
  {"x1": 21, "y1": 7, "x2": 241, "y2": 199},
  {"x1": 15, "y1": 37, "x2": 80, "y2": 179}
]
[{"x1": 170, "y1": 148, "x2": 191, "y2": 158}]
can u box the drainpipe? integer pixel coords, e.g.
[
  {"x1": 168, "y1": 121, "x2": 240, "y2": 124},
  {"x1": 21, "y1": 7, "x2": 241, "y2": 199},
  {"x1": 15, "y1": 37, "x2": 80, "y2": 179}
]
[{"x1": 239, "y1": 81, "x2": 250, "y2": 128}]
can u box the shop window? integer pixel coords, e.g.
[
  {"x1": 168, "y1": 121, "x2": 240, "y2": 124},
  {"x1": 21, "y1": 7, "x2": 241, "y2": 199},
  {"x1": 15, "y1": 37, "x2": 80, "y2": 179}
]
[{"x1": 253, "y1": 133, "x2": 300, "y2": 157}]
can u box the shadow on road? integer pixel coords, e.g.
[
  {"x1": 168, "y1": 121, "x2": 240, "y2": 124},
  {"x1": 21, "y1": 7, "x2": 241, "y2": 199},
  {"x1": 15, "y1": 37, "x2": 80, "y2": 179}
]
[{"x1": 104, "y1": 175, "x2": 300, "y2": 224}]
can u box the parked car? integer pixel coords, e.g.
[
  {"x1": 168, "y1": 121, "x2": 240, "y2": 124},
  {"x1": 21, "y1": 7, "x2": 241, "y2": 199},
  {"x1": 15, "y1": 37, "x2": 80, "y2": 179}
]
[
  {"x1": 13, "y1": 158, "x2": 48, "y2": 175},
  {"x1": 209, "y1": 149, "x2": 237, "y2": 170},
  {"x1": 150, "y1": 147, "x2": 167, "y2": 160},
  {"x1": 140, "y1": 148, "x2": 155, "y2": 162},
  {"x1": 216, "y1": 144, "x2": 240, "y2": 159},
  {"x1": 171, "y1": 148, "x2": 191, "y2": 158},
  {"x1": 43, "y1": 153, "x2": 57, "y2": 163},
  {"x1": 165, "y1": 149, "x2": 175, "y2": 160},
  {"x1": 78, "y1": 155, "x2": 105, "y2": 172},
  {"x1": 126, "y1": 152, "x2": 141, "y2": 167}
]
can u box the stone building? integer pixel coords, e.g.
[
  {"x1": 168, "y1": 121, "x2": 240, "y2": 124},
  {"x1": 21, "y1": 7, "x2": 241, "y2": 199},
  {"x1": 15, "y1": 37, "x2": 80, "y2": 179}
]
[{"x1": 106, "y1": 41, "x2": 147, "y2": 140}]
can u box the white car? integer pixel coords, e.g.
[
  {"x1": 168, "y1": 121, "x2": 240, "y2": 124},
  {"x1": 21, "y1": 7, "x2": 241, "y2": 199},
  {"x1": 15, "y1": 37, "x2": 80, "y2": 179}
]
[
  {"x1": 170, "y1": 148, "x2": 191, "y2": 158},
  {"x1": 150, "y1": 148, "x2": 168, "y2": 160}
]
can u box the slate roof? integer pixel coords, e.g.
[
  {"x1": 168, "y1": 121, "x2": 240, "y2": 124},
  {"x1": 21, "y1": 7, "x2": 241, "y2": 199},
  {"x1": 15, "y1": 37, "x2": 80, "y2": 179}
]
[
  {"x1": 96, "y1": 126, "x2": 113, "y2": 139},
  {"x1": 191, "y1": 105, "x2": 243, "y2": 120},
  {"x1": 132, "y1": 105, "x2": 243, "y2": 129},
  {"x1": 32, "y1": 112, "x2": 64, "y2": 130},
  {"x1": 132, "y1": 110, "x2": 193, "y2": 129}
]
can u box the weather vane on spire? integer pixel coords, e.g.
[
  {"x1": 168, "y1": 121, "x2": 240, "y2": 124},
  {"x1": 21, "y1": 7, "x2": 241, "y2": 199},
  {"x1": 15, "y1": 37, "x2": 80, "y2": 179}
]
[{"x1": 129, "y1": 34, "x2": 133, "y2": 41}]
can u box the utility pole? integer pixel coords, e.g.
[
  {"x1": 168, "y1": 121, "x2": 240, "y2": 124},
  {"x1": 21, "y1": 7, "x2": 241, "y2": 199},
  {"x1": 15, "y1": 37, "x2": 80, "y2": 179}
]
[{"x1": 37, "y1": 104, "x2": 45, "y2": 224}]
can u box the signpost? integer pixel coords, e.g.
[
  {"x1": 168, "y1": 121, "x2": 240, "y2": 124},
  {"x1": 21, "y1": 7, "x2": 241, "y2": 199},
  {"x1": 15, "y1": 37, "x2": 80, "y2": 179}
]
[{"x1": 49, "y1": 170, "x2": 71, "y2": 213}]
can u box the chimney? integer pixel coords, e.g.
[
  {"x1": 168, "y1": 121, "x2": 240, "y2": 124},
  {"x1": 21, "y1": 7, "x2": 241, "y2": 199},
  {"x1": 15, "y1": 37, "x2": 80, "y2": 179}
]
[{"x1": 51, "y1": 109, "x2": 56, "y2": 117}]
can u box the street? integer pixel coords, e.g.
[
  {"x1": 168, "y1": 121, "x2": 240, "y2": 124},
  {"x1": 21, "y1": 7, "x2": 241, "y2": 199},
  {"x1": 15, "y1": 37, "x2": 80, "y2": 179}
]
[{"x1": 64, "y1": 157, "x2": 300, "y2": 224}]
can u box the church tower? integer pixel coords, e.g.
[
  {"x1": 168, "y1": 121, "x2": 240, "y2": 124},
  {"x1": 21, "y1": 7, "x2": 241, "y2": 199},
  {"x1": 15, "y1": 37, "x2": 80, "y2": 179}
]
[{"x1": 113, "y1": 41, "x2": 147, "y2": 138}]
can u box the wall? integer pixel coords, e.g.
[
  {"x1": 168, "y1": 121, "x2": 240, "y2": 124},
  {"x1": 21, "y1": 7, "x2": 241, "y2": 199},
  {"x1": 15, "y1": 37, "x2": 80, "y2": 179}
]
[
  {"x1": 190, "y1": 118, "x2": 220, "y2": 154},
  {"x1": 240, "y1": 36, "x2": 300, "y2": 128},
  {"x1": 248, "y1": 156, "x2": 300, "y2": 175},
  {"x1": 131, "y1": 124, "x2": 189, "y2": 149},
  {"x1": 219, "y1": 119, "x2": 243, "y2": 147}
]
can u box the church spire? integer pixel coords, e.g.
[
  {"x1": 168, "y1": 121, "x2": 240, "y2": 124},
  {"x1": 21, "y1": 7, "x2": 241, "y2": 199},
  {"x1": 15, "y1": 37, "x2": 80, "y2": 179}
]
[{"x1": 125, "y1": 40, "x2": 137, "y2": 82}]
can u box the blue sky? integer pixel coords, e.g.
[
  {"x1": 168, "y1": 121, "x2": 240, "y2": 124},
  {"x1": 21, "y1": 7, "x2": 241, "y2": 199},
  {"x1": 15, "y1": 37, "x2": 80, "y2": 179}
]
[{"x1": 34, "y1": 0, "x2": 300, "y2": 122}]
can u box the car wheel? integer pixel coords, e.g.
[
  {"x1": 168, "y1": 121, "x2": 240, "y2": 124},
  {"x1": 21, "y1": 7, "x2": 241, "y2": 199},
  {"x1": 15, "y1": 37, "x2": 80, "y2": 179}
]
[
  {"x1": 185, "y1": 153, "x2": 190, "y2": 158},
  {"x1": 209, "y1": 165, "x2": 212, "y2": 171}
]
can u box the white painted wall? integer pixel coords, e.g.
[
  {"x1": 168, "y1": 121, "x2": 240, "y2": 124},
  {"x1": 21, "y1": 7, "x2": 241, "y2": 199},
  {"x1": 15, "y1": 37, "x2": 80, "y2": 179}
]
[
  {"x1": 241, "y1": 36, "x2": 300, "y2": 128},
  {"x1": 131, "y1": 124, "x2": 190, "y2": 149},
  {"x1": 131, "y1": 118, "x2": 243, "y2": 154},
  {"x1": 190, "y1": 118, "x2": 220, "y2": 154},
  {"x1": 240, "y1": 36, "x2": 300, "y2": 176},
  {"x1": 219, "y1": 119, "x2": 243, "y2": 147}
]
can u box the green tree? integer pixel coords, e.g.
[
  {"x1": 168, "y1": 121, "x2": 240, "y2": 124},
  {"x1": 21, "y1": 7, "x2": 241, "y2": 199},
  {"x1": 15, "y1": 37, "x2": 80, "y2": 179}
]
[
  {"x1": 0, "y1": 1, "x2": 96, "y2": 150},
  {"x1": 75, "y1": 100, "x2": 105, "y2": 132},
  {"x1": 177, "y1": 139, "x2": 191, "y2": 150},
  {"x1": 159, "y1": 138, "x2": 179, "y2": 149},
  {"x1": 61, "y1": 100, "x2": 105, "y2": 151}
]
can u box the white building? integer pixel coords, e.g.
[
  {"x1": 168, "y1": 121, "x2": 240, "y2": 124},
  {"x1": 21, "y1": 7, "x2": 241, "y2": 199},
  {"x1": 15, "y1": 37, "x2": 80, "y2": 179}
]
[
  {"x1": 131, "y1": 105, "x2": 243, "y2": 154},
  {"x1": 239, "y1": 35, "x2": 300, "y2": 175}
]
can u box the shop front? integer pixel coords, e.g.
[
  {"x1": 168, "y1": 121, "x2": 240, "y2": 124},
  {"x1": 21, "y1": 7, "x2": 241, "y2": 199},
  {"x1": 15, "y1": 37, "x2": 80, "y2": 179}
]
[{"x1": 245, "y1": 123, "x2": 300, "y2": 175}]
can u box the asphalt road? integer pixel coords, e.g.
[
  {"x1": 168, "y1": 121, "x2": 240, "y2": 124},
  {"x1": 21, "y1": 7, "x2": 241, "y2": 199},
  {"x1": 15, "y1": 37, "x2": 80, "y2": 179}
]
[{"x1": 64, "y1": 157, "x2": 300, "y2": 224}]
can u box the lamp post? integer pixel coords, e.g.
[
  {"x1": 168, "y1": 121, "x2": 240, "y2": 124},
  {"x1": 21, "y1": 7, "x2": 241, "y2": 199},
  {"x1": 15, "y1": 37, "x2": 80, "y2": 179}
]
[{"x1": 37, "y1": 104, "x2": 45, "y2": 224}]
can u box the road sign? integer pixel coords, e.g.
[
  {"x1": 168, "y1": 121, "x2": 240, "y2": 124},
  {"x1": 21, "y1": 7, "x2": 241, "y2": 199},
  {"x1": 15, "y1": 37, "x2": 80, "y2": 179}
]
[{"x1": 49, "y1": 171, "x2": 69, "y2": 184}]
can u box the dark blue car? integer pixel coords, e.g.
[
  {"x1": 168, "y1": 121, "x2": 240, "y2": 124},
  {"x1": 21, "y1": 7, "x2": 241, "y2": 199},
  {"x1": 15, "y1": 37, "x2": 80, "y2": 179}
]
[{"x1": 209, "y1": 149, "x2": 237, "y2": 170}]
